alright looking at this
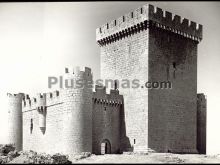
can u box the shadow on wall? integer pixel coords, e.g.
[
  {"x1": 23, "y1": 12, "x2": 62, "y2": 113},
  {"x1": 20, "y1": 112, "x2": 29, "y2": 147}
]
[{"x1": 120, "y1": 98, "x2": 132, "y2": 153}]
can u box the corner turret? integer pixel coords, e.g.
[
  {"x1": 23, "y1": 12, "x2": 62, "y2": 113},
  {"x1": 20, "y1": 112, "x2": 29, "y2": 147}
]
[{"x1": 7, "y1": 93, "x2": 24, "y2": 151}]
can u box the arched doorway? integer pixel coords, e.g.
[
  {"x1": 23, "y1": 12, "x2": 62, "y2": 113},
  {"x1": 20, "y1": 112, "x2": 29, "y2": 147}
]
[{"x1": 101, "y1": 139, "x2": 111, "y2": 155}]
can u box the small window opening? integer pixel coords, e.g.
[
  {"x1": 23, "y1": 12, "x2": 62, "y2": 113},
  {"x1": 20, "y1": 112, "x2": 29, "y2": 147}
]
[
  {"x1": 173, "y1": 62, "x2": 176, "y2": 79},
  {"x1": 173, "y1": 62, "x2": 176, "y2": 69},
  {"x1": 127, "y1": 43, "x2": 131, "y2": 54},
  {"x1": 114, "y1": 80, "x2": 118, "y2": 90},
  {"x1": 123, "y1": 16, "x2": 125, "y2": 22},
  {"x1": 99, "y1": 28, "x2": 102, "y2": 33},
  {"x1": 131, "y1": 12, "x2": 133, "y2": 18},
  {"x1": 30, "y1": 119, "x2": 33, "y2": 134},
  {"x1": 107, "y1": 23, "x2": 109, "y2": 29},
  {"x1": 114, "y1": 20, "x2": 117, "y2": 26},
  {"x1": 141, "y1": 8, "x2": 143, "y2": 14},
  {"x1": 134, "y1": 139, "x2": 136, "y2": 144}
]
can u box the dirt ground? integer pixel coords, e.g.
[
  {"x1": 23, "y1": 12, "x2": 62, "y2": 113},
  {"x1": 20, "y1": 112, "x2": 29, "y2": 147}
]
[
  {"x1": 7, "y1": 152, "x2": 220, "y2": 164},
  {"x1": 71, "y1": 153, "x2": 220, "y2": 164}
]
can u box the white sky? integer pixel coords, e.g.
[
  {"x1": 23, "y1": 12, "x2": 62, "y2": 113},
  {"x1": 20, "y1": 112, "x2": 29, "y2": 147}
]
[{"x1": 0, "y1": 2, "x2": 219, "y2": 155}]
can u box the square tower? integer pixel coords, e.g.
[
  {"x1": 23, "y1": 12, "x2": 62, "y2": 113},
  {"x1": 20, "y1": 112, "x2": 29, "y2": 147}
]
[{"x1": 96, "y1": 4, "x2": 202, "y2": 153}]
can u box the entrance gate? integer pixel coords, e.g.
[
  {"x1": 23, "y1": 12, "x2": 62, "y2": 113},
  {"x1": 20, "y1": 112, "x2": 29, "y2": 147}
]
[{"x1": 101, "y1": 139, "x2": 111, "y2": 155}]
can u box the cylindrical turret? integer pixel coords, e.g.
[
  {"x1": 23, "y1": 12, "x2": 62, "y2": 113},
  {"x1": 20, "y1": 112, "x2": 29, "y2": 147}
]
[
  {"x1": 62, "y1": 66, "x2": 93, "y2": 155},
  {"x1": 36, "y1": 93, "x2": 47, "y2": 134},
  {"x1": 7, "y1": 93, "x2": 24, "y2": 151}
]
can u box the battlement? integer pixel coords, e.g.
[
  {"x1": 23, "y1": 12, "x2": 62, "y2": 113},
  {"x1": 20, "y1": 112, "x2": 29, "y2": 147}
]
[
  {"x1": 96, "y1": 4, "x2": 203, "y2": 46},
  {"x1": 93, "y1": 85, "x2": 106, "y2": 95},
  {"x1": 46, "y1": 90, "x2": 62, "y2": 106},
  {"x1": 22, "y1": 90, "x2": 62, "y2": 112},
  {"x1": 93, "y1": 85, "x2": 123, "y2": 106},
  {"x1": 22, "y1": 96, "x2": 36, "y2": 109},
  {"x1": 36, "y1": 93, "x2": 46, "y2": 107},
  {"x1": 46, "y1": 90, "x2": 60, "y2": 100},
  {"x1": 64, "y1": 66, "x2": 92, "y2": 77},
  {"x1": 197, "y1": 93, "x2": 207, "y2": 102},
  {"x1": 7, "y1": 93, "x2": 24, "y2": 99}
]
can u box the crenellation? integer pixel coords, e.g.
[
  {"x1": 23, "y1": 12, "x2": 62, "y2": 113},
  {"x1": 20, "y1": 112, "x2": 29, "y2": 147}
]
[
  {"x1": 93, "y1": 85, "x2": 123, "y2": 107},
  {"x1": 84, "y1": 67, "x2": 92, "y2": 77},
  {"x1": 36, "y1": 93, "x2": 46, "y2": 107},
  {"x1": 22, "y1": 98, "x2": 37, "y2": 112},
  {"x1": 110, "y1": 89, "x2": 119, "y2": 95},
  {"x1": 46, "y1": 90, "x2": 62, "y2": 106},
  {"x1": 94, "y1": 85, "x2": 106, "y2": 94},
  {"x1": 7, "y1": 93, "x2": 25, "y2": 99},
  {"x1": 64, "y1": 66, "x2": 92, "y2": 79},
  {"x1": 7, "y1": 4, "x2": 206, "y2": 156},
  {"x1": 96, "y1": 4, "x2": 202, "y2": 46},
  {"x1": 46, "y1": 92, "x2": 53, "y2": 100},
  {"x1": 46, "y1": 90, "x2": 60, "y2": 100},
  {"x1": 22, "y1": 91, "x2": 63, "y2": 112}
]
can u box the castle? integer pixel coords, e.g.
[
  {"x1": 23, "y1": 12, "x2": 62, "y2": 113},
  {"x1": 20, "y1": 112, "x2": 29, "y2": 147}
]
[{"x1": 7, "y1": 4, "x2": 207, "y2": 156}]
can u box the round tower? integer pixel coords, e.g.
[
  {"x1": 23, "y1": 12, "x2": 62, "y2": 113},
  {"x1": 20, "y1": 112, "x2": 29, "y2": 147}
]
[
  {"x1": 7, "y1": 93, "x2": 24, "y2": 151},
  {"x1": 36, "y1": 93, "x2": 47, "y2": 134},
  {"x1": 62, "y1": 66, "x2": 93, "y2": 155}
]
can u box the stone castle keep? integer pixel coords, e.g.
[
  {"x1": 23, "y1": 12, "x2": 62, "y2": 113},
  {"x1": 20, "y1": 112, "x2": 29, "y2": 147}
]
[{"x1": 7, "y1": 4, "x2": 207, "y2": 156}]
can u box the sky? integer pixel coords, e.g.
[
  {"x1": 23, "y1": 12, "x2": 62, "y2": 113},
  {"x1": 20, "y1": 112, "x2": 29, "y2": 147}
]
[{"x1": 0, "y1": 2, "x2": 219, "y2": 155}]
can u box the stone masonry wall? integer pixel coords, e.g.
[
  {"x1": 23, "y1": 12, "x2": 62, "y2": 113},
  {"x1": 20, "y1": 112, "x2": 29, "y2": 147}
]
[
  {"x1": 22, "y1": 91, "x2": 64, "y2": 154},
  {"x1": 148, "y1": 26, "x2": 198, "y2": 153},
  {"x1": 7, "y1": 93, "x2": 24, "y2": 151},
  {"x1": 197, "y1": 93, "x2": 207, "y2": 154},
  {"x1": 22, "y1": 67, "x2": 93, "y2": 155},
  {"x1": 97, "y1": 3, "x2": 203, "y2": 153},
  {"x1": 100, "y1": 29, "x2": 149, "y2": 152},
  {"x1": 62, "y1": 67, "x2": 93, "y2": 154},
  {"x1": 96, "y1": 4, "x2": 202, "y2": 46},
  {"x1": 92, "y1": 86, "x2": 123, "y2": 154}
]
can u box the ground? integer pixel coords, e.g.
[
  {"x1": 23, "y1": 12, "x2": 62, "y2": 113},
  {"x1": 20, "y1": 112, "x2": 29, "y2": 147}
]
[
  {"x1": 8, "y1": 152, "x2": 220, "y2": 164},
  {"x1": 73, "y1": 153, "x2": 220, "y2": 164},
  {"x1": 1, "y1": 145, "x2": 220, "y2": 164}
]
